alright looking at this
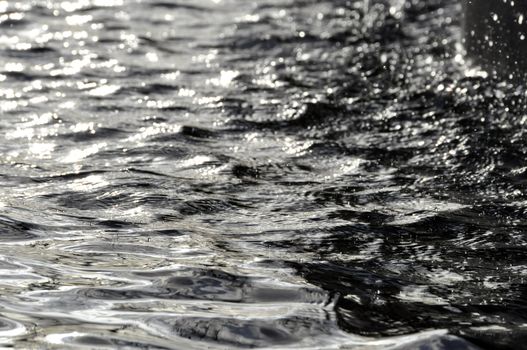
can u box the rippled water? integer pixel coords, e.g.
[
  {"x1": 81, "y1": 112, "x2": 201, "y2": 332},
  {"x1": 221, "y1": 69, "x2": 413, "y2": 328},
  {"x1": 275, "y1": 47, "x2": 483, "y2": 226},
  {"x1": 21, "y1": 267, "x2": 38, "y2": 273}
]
[{"x1": 0, "y1": 0, "x2": 526, "y2": 349}]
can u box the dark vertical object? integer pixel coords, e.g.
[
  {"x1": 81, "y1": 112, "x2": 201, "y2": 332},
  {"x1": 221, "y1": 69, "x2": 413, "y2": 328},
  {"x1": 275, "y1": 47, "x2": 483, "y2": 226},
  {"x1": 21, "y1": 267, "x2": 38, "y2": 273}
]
[{"x1": 463, "y1": 0, "x2": 527, "y2": 80}]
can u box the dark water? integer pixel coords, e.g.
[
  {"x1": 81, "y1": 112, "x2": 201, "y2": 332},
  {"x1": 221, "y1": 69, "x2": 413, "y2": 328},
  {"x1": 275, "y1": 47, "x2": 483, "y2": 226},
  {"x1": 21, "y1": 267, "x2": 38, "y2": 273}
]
[{"x1": 0, "y1": 0, "x2": 526, "y2": 349}]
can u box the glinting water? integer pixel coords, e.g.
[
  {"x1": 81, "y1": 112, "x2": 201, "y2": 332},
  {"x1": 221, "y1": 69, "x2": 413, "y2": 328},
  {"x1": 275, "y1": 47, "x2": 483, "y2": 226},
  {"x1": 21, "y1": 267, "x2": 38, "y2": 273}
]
[{"x1": 0, "y1": 0, "x2": 526, "y2": 349}]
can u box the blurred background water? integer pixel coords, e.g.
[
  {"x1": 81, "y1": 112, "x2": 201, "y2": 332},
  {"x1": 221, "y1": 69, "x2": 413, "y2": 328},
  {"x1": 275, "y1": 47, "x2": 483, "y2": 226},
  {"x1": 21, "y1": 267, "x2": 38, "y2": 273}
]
[{"x1": 0, "y1": 0, "x2": 526, "y2": 349}]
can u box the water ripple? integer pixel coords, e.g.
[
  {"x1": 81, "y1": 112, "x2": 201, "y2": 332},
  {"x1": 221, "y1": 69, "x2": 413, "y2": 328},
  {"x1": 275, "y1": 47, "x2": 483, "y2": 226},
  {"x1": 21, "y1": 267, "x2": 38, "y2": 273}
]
[{"x1": 0, "y1": 0, "x2": 525, "y2": 349}]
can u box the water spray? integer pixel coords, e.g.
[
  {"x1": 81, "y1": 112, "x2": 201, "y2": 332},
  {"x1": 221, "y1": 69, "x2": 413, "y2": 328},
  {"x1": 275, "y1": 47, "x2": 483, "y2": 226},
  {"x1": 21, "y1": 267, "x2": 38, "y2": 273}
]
[{"x1": 463, "y1": 0, "x2": 527, "y2": 80}]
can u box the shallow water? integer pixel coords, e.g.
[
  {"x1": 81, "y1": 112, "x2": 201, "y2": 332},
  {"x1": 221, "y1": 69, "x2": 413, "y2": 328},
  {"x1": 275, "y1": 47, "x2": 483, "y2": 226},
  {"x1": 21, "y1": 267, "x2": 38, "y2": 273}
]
[{"x1": 0, "y1": 0, "x2": 526, "y2": 349}]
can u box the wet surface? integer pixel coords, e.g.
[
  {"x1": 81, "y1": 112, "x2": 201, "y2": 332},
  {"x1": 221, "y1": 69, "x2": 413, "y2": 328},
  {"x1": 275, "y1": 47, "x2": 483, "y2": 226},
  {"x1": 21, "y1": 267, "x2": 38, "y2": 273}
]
[{"x1": 0, "y1": 0, "x2": 526, "y2": 349}]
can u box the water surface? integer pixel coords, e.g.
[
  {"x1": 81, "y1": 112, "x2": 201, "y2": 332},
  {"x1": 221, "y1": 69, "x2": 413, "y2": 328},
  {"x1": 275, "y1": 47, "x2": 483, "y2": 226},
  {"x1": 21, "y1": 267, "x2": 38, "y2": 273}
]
[{"x1": 0, "y1": 0, "x2": 526, "y2": 349}]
